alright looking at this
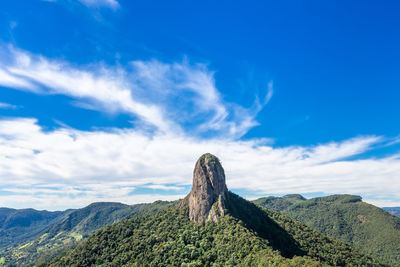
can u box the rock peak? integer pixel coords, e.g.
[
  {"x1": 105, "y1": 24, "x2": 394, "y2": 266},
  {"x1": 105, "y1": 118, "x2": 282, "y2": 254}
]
[{"x1": 185, "y1": 153, "x2": 228, "y2": 224}]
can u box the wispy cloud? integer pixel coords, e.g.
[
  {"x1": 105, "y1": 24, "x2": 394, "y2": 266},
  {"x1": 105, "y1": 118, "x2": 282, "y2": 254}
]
[
  {"x1": 0, "y1": 192, "x2": 184, "y2": 211},
  {"x1": 43, "y1": 0, "x2": 120, "y2": 10},
  {"x1": 78, "y1": 0, "x2": 120, "y2": 10},
  {"x1": 0, "y1": 118, "x2": 399, "y2": 210},
  {"x1": 0, "y1": 102, "x2": 18, "y2": 109},
  {"x1": 0, "y1": 68, "x2": 34, "y2": 89},
  {"x1": 0, "y1": 45, "x2": 269, "y2": 138},
  {"x1": 0, "y1": 44, "x2": 398, "y2": 210},
  {"x1": 144, "y1": 184, "x2": 185, "y2": 191}
]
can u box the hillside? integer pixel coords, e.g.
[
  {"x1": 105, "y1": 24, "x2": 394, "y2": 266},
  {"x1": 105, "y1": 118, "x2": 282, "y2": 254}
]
[
  {"x1": 254, "y1": 194, "x2": 400, "y2": 266},
  {"x1": 44, "y1": 192, "x2": 381, "y2": 267},
  {"x1": 0, "y1": 208, "x2": 66, "y2": 249},
  {"x1": 43, "y1": 154, "x2": 382, "y2": 267},
  {"x1": 0, "y1": 201, "x2": 174, "y2": 266}
]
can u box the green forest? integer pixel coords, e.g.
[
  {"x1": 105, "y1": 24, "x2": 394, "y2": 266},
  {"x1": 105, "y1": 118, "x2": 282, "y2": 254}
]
[
  {"x1": 43, "y1": 193, "x2": 381, "y2": 267},
  {"x1": 254, "y1": 194, "x2": 400, "y2": 266}
]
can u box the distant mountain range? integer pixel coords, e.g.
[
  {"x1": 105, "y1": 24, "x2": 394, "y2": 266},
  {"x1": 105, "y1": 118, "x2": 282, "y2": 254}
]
[
  {"x1": 0, "y1": 208, "x2": 66, "y2": 249},
  {"x1": 0, "y1": 201, "x2": 174, "y2": 266},
  {"x1": 383, "y1": 207, "x2": 400, "y2": 218}
]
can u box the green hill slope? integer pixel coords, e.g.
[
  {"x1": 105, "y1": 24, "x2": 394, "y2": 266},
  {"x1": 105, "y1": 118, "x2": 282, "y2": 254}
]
[
  {"x1": 1, "y1": 201, "x2": 174, "y2": 267},
  {"x1": 254, "y1": 194, "x2": 400, "y2": 266},
  {"x1": 0, "y1": 208, "x2": 66, "y2": 249},
  {"x1": 44, "y1": 192, "x2": 381, "y2": 267}
]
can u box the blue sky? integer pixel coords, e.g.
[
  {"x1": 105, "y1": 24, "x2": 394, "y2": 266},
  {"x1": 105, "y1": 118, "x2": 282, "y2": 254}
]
[{"x1": 0, "y1": 0, "x2": 399, "y2": 210}]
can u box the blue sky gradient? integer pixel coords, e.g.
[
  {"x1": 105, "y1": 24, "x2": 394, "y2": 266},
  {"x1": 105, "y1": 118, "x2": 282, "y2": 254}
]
[{"x1": 0, "y1": 0, "x2": 399, "y2": 210}]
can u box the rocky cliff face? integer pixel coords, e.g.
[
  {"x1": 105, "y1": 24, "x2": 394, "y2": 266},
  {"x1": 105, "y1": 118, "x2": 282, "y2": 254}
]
[{"x1": 182, "y1": 153, "x2": 228, "y2": 224}]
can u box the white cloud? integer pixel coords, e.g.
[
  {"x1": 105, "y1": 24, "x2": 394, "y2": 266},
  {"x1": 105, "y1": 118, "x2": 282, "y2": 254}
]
[
  {"x1": 0, "y1": 193, "x2": 184, "y2": 211},
  {"x1": 364, "y1": 199, "x2": 400, "y2": 208},
  {"x1": 145, "y1": 184, "x2": 184, "y2": 191},
  {"x1": 0, "y1": 102, "x2": 18, "y2": 109},
  {"x1": 0, "y1": 68, "x2": 34, "y2": 89},
  {"x1": 0, "y1": 44, "x2": 398, "y2": 210},
  {"x1": 0, "y1": 118, "x2": 399, "y2": 210},
  {"x1": 0, "y1": 45, "x2": 268, "y2": 138},
  {"x1": 78, "y1": 0, "x2": 120, "y2": 10}
]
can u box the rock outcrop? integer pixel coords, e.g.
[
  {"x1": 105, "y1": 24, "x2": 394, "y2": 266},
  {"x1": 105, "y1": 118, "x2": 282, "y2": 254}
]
[{"x1": 181, "y1": 153, "x2": 228, "y2": 224}]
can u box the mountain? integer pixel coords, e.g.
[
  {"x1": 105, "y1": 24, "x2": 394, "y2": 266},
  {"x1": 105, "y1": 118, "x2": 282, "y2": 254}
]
[
  {"x1": 43, "y1": 154, "x2": 382, "y2": 267},
  {"x1": 179, "y1": 153, "x2": 228, "y2": 224},
  {"x1": 253, "y1": 194, "x2": 306, "y2": 212},
  {"x1": 0, "y1": 201, "x2": 174, "y2": 266},
  {"x1": 254, "y1": 194, "x2": 400, "y2": 266},
  {"x1": 0, "y1": 207, "x2": 67, "y2": 250},
  {"x1": 383, "y1": 207, "x2": 400, "y2": 218}
]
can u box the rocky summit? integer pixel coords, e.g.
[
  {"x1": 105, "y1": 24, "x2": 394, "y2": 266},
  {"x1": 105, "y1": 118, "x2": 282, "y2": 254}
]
[{"x1": 181, "y1": 153, "x2": 228, "y2": 224}]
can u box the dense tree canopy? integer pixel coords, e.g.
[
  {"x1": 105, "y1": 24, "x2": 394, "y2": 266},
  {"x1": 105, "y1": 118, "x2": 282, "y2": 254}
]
[
  {"x1": 255, "y1": 194, "x2": 400, "y2": 266},
  {"x1": 44, "y1": 193, "x2": 381, "y2": 267}
]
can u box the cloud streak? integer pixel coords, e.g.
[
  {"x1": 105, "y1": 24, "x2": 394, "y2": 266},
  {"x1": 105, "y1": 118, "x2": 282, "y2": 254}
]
[
  {"x1": 43, "y1": 0, "x2": 120, "y2": 10},
  {"x1": 0, "y1": 44, "x2": 398, "y2": 210},
  {"x1": 76, "y1": 0, "x2": 120, "y2": 10},
  {"x1": 79, "y1": 0, "x2": 119, "y2": 9},
  {"x1": 0, "y1": 118, "x2": 399, "y2": 210},
  {"x1": 0, "y1": 102, "x2": 18, "y2": 109},
  {"x1": 0, "y1": 45, "x2": 268, "y2": 138}
]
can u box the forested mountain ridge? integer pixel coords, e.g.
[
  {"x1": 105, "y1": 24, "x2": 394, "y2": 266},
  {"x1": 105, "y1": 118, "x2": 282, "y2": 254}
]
[
  {"x1": 1, "y1": 194, "x2": 396, "y2": 267},
  {"x1": 0, "y1": 201, "x2": 174, "y2": 266},
  {"x1": 254, "y1": 194, "x2": 400, "y2": 266},
  {"x1": 0, "y1": 207, "x2": 67, "y2": 249},
  {"x1": 44, "y1": 192, "x2": 382, "y2": 267},
  {"x1": 43, "y1": 154, "x2": 383, "y2": 267}
]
